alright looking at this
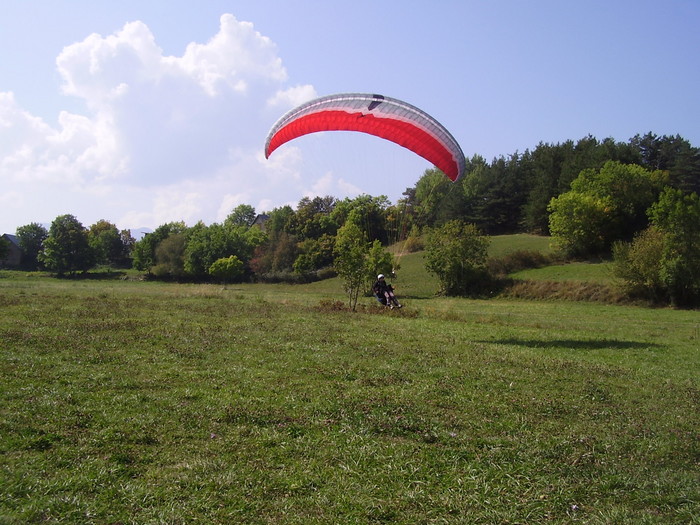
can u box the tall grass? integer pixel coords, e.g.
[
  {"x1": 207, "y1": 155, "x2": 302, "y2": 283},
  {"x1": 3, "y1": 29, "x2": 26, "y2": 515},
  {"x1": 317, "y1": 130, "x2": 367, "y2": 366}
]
[{"x1": 1, "y1": 267, "x2": 698, "y2": 523}]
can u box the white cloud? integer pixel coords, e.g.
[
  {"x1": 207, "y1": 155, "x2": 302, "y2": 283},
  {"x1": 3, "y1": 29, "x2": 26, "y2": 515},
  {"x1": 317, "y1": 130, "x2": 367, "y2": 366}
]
[
  {"x1": 216, "y1": 193, "x2": 251, "y2": 223},
  {"x1": 0, "y1": 14, "x2": 315, "y2": 234},
  {"x1": 179, "y1": 14, "x2": 288, "y2": 96},
  {"x1": 304, "y1": 171, "x2": 363, "y2": 200},
  {"x1": 267, "y1": 85, "x2": 317, "y2": 111}
]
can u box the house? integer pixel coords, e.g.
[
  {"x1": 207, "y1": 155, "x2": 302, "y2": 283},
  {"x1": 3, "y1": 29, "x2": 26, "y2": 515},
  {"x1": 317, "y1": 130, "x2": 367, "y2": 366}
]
[
  {"x1": 0, "y1": 234, "x2": 21, "y2": 268},
  {"x1": 250, "y1": 214, "x2": 270, "y2": 231}
]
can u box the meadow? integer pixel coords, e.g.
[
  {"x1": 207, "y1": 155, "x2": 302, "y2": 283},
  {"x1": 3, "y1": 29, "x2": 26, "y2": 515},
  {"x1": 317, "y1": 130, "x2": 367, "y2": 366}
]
[{"x1": 1, "y1": 236, "x2": 698, "y2": 523}]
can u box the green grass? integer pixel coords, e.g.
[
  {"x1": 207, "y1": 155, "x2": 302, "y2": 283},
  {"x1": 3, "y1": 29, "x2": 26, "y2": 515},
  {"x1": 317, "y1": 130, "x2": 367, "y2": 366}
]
[
  {"x1": 512, "y1": 261, "x2": 616, "y2": 283},
  {"x1": 1, "y1": 263, "x2": 698, "y2": 523},
  {"x1": 389, "y1": 234, "x2": 558, "y2": 299},
  {"x1": 488, "y1": 233, "x2": 555, "y2": 257}
]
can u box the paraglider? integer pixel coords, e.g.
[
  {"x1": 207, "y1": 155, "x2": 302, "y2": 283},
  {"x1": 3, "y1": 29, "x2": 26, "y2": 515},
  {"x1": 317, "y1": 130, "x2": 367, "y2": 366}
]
[{"x1": 264, "y1": 93, "x2": 465, "y2": 182}]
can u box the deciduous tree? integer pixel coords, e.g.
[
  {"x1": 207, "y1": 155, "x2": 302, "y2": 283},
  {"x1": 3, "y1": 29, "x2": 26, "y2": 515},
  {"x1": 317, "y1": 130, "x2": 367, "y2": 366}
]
[
  {"x1": 649, "y1": 188, "x2": 700, "y2": 306},
  {"x1": 425, "y1": 221, "x2": 490, "y2": 296},
  {"x1": 152, "y1": 233, "x2": 186, "y2": 278},
  {"x1": 88, "y1": 220, "x2": 133, "y2": 268},
  {"x1": 548, "y1": 161, "x2": 665, "y2": 256},
  {"x1": 40, "y1": 215, "x2": 95, "y2": 276},
  {"x1": 15, "y1": 222, "x2": 48, "y2": 270},
  {"x1": 209, "y1": 255, "x2": 244, "y2": 283},
  {"x1": 333, "y1": 222, "x2": 368, "y2": 311},
  {"x1": 131, "y1": 222, "x2": 187, "y2": 271},
  {"x1": 224, "y1": 204, "x2": 257, "y2": 228}
]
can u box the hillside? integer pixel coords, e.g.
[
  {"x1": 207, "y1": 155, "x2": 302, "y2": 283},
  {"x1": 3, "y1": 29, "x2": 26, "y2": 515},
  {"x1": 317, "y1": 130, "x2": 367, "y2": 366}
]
[{"x1": 391, "y1": 234, "x2": 610, "y2": 298}]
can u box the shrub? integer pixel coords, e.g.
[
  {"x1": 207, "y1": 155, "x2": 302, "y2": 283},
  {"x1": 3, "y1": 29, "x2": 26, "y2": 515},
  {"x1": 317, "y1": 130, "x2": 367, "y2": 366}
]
[
  {"x1": 424, "y1": 221, "x2": 491, "y2": 296},
  {"x1": 151, "y1": 234, "x2": 186, "y2": 278},
  {"x1": 649, "y1": 188, "x2": 700, "y2": 307},
  {"x1": 548, "y1": 161, "x2": 665, "y2": 257},
  {"x1": 401, "y1": 225, "x2": 424, "y2": 253},
  {"x1": 612, "y1": 227, "x2": 667, "y2": 302},
  {"x1": 208, "y1": 255, "x2": 244, "y2": 283},
  {"x1": 400, "y1": 235, "x2": 424, "y2": 253}
]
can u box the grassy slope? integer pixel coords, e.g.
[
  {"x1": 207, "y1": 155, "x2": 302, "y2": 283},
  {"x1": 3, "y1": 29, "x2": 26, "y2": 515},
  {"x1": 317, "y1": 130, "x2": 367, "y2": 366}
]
[
  {"x1": 488, "y1": 233, "x2": 556, "y2": 257},
  {"x1": 0, "y1": 241, "x2": 698, "y2": 524}
]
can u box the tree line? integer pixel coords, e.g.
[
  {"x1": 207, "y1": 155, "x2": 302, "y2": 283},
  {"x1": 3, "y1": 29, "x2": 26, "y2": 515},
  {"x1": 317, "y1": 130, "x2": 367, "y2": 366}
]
[
  {"x1": 5, "y1": 131, "x2": 700, "y2": 306},
  {"x1": 406, "y1": 132, "x2": 699, "y2": 235}
]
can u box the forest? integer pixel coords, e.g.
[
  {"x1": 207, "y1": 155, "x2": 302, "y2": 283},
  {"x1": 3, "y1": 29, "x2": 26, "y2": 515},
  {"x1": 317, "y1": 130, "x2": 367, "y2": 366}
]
[{"x1": 4, "y1": 131, "x2": 700, "y2": 305}]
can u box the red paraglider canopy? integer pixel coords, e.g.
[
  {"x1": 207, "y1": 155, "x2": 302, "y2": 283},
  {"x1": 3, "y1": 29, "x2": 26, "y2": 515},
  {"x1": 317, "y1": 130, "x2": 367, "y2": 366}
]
[{"x1": 265, "y1": 93, "x2": 465, "y2": 182}]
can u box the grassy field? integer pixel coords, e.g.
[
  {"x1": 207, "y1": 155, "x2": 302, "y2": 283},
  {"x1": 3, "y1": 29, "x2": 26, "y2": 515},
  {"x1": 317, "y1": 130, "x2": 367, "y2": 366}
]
[
  {"x1": 510, "y1": 262, "x2": 615, "y2": 285},
  {"x1": 487, "y1": 234, "x2": 556, "y2": 257},
  {"x1": 1, "y1": 239, "x2": 698, "y2": 524}
]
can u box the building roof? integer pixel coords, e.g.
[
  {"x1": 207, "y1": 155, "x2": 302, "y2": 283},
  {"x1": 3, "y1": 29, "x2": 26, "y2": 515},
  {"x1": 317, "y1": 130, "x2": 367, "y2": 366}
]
[{"x1": 1, "y1": 233, "x2": 19, "y2": 247}]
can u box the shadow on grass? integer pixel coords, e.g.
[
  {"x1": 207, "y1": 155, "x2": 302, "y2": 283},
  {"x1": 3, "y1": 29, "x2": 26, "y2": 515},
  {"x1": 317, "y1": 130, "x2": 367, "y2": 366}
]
[{"x1": 484, "y1": 338, "x2": 664, "y2": 351}]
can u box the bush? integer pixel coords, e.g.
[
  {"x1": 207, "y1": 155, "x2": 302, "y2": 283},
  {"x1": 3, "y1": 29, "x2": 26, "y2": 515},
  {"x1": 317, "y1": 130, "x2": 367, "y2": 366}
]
[
  {"x1": 401, "y1": 225, "x2": 424, "y2": 253},
  {"x1": 208, "y1": 255, "x2": 244, "y2": 283},
  {"x1": 424, "y1": 221, "x2": 491, "y2": 296},
  {"x1": 400, "y1": 235, "x2": 424, "y2": 253},
  {"x1": 548, "y1": 192, "x2": 610, "y2": 256},
  {"x1": 612, "y1": 227, "x2": 667, "y2": 302},
  {"x1": 548, "y1": 161, "x2": 665, "y2": 257},
  {"x1": 151, "y1": 234, "x2": 186, "y2": 278},
  {"x1": 648, "y1": 188, "x2": 700, "y2": 307}
]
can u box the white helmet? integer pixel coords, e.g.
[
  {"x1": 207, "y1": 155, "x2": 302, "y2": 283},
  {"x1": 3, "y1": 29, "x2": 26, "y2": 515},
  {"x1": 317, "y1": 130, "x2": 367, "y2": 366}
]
[{"x1": 377, "y1": 274, "x2": 384, "y2": 279}]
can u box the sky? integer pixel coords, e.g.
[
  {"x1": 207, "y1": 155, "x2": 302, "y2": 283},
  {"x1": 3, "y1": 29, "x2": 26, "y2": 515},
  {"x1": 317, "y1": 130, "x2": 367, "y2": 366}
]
[{"x1": 2, "y1": 0, "x2": 699, "y2": 235}]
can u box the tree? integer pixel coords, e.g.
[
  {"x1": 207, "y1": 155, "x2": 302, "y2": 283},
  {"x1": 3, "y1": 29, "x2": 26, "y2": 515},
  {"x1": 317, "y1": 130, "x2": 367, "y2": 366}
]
[
  {"x1": 40, "y1": 215, "x2": 95, "y2": 276},
  {"x1": 151, "y1": 233, "x2": 187, "y2": 278},
  {"x1": 471, "y1": 154, "x2": 528, "y2": 234},
  {"x1": 331, "y1": 195, "x2": 389, "y2": 244},
  {"x1": 384, "y1": 200, "x2": 414, "y2": 246},
  {"x1": 293, "y1": 234, "x2": 335, "y2": 274},
  {"x1": 615, "y1": 188, "x2": 700, "y2": 306},
  {"x1": 132, "y1": 222, "x2": 187, "y2": 271},
  {"x1": 183, "y1": 221, "x2": 227, "y2": 277},
  {"x1": 411, "y1": 168, "x2": 463, "y2": 228},
  {"x1": 548, "y1": 192, "x2": 611, "y2": 256},
  {"x1": 333, "y1": 222, "x2": 369, "y2": 311},
  {"x1": 261, "y1": 232, "x2": 299, "y2": 274},
  {"x1": 224, "y1": 204, "x2": 257, "y2": 228},
  {"x1": 424, "y1": 221, "x2": 490, "y2": 296},
  {"x1": 120, "y1": 230, "x2": 136, "y2": 265},
  {"x1": 291, "y1": 196, "x2": 338, "y2": 240},
  {"x1": 630, "y1": 133, "x2": 700, "y2": 195},
  {"x1": 88, "y1": 220, "x2": 133, "y2": 268},
  {"x1": 181, "y1": 220, "x2": 267, "y2": 280},
  {"x1": 548, "y1": 161, "x2": 665, "y2": 256},
  {"x1": 571, "y1": 161, "x2": 666, "y2": 236},
  {"x1": 612, "y1": 227, "x2": 667, "y2": 302},
  {"x1": 15, "y1": 223, "x2": 48, "y2": 270},
  {"x1": 517, "y1": 137, "x2": 640, "y2": 234},
  {"x1": 366, "y1": 240, "x2": 397, "y2": 289},
  {"x1": 209, "y1": 255, "x2": 244, "y2": 283},
  {"x1": 648, "y1": 188, "x2": 700, "y2": 306},
  {"x1": 265, "y1": 205, "x2": 296, "y2": 236}
]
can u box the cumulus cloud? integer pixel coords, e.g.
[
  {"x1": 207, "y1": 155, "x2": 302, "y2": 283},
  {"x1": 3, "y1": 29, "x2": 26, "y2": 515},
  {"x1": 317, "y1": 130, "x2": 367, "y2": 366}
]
[
  {"x1": 304, "y1": 171, "x2": 363, "y2": 200},
  {"x1": 0, "y1": 13, "x2": 368, "y2": 234}
]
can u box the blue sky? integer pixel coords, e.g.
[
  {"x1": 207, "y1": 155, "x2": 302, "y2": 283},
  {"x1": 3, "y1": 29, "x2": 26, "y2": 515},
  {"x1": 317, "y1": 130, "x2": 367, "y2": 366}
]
[{"x1": 2, "y1": 0, "x2": 699, "y2": 235}]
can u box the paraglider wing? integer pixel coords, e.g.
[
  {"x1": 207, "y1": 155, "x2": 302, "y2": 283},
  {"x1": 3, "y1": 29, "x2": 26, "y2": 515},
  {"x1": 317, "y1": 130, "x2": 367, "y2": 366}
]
[{"x1": 264, "y1": 93, "x2": 465, "y2": 182}]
